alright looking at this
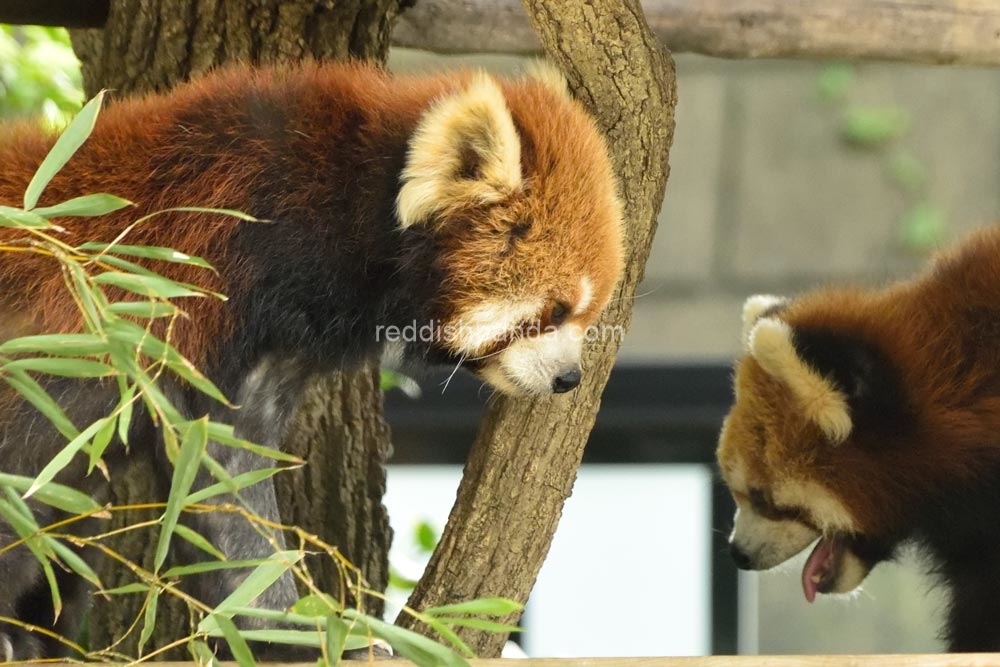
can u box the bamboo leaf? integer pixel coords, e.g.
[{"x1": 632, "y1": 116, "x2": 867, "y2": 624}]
[
  {"x1": 211, "y1": 613, "x2": 256, "y2": 667},
  {"x1": 103, "y1": 582, "x2": 151, "y2": 595},
  {"x1": 79, "y1": 242, "x2": 214, "y2": 269},
  {"x1": 155, "y1": 416, "x2": 209, "y2": 570},
  {"x1": 93, "y1": 271, "x2": 207, "y2": 299},
  {"x1": 107, "y1": 301, "x2": 179, "y2": 319},
  {"x1": 25, "y1": 90, "x2": 106, "y2": 211},
  {"x1": 1, "y1": 368, "x2": 79, "y2": 440},
  {"x1": 4, "y1": 357, "x2": 115, "y2": 378},
  {"x1": 0, "y1": 472, "x2": 101, "y2": 515},
  {"x1": 163, "y1": 558, "x2": 273, "y2": 579},
  {"x1": 206, "y1": 550, "x2": 303, "y2": 619},
  {"x1": 33, "y1": 193, "x2": 133, "y2": 219},
  {"x1": 0, "y1": 333, "x2": 108, "y2": 357},
  {"x1": 172, "y1": 523, "x2": 226, "y2": 562},
  {"x1": 341, "y1": 610, "x2": 468, "y2": 667},
  {"x1": 26, "y1": 416, "x2": 108, "y2": 499},
  {"x1": 185, "y1": 467, "x2": 287, "y2": 506},
  {"x1": 422, "y1": 597, "x2": 523, "y2": 618},
  {"x1": 0, "y1": 205, "x2": 57, "y2": 229},
  {"x1": 48, "y1": 537, "x2": 101, "y2": 587},
  {"x1": 326, "y1": 614, "x2": 349, "y2": 665},
  {"x1": 138, "y1": 589, "x2": 159, "y2": 654}
]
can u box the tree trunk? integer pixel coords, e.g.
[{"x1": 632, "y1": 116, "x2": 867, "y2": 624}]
[
  {"x1": 69, "y1": 1, "x2": 401, "y2": 657},
  {"x1": 397, "y1": 0, "x2": 677, "y2": 658}
]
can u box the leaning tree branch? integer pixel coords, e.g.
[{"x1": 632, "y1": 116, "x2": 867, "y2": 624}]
[{"x1": 396, "y1": 0, "x2": 676, "y2": 658}]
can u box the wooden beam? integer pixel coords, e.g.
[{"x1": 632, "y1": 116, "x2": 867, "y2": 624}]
[
  {"x1": 0, "y1": 0, "x2": 108, "y2": 28},
  {"x1": 3, "y1": 0, "x2": 999, "y2": 65},
  {"x1": 393, "y1": 0, "x2": 1000, "y2": 65}
]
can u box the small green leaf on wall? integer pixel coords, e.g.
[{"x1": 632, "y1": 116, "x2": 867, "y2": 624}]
[
  {"x1": 899, "y1": 202, "x2": 947, "y2": 252},
  {"x1": 817, "y1": 63, "x2": 856, "y2": 103},
  {"x1": 840, "y1": 106, "x2": 910, "y2": 147}
]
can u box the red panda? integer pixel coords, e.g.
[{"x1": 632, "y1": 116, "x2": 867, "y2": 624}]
[
  {"x1": 0, "y1": 62, "x2": 624, "y2": 658},
  {"x1": 717, "y1": 226, "x2": 1000, "y2": 652}
]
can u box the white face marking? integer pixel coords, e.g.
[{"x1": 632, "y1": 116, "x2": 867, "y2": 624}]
[
  {"x1": 729, "y1": 502, "x2": 820, "y2": 570},
  {"x1": 450, "y1": 299, "x2": 543, "y2": 356},
  {"x1": 481, "y1": 323, "x2": 584, "y2": 395},
  {"x1": 576, "y1": 276, "x2": 594, "y2": 315}
]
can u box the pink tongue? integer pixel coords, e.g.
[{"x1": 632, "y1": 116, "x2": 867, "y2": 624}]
[{"x1": 801, "y1": 537, "x2": 835, "y2": 603}]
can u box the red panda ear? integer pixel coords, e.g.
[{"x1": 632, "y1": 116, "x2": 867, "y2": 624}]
[
  {"x1": 741, "y1": 294, "x2": 788, "y2": 351},
  {"x1": 748, "y1": 317, "x2": 853, "y2": 445},
  {"x1": 397, "y1": 72, "x2": 523, "y2": 229}
]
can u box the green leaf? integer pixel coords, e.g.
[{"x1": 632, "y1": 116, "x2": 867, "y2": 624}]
[
  {"x1": 0, "y1": 205, "x2": 56, "y2": 229},
  {"x1": 342, "y1": 610, "x2": 468, "y2": 667},
  {"x1": 33, "y1": 193, "x2": 133, "y2": 218},
  {"x1": 430, "y1": 617, "x2": 521, "y2": 633},
  {"x1": 203, "y1": 550, "x2": 303, "y2": 621},
  {"x1": 1, "y1": 368, "x2": 79, "y2": 440},
  {"x1": 210, "y1": 613, "x2": 257, "y2": 667},
  {"x1": 162, "y1": 206, "x2": 261, "y2": 222},
  {"x1": 817, "y1": 63, "x2": 855, "y2": 103},
  {"x1": 25, "y1": 90, "x2": 106, "y2": 211},
  {"x1": 185, "y1": 467, "x2": 288, "y2": 506},
  {"x1": 107, "y1": 301, "x2": 179, "y2": 319},
  {"x1": 291, "y1": 593, "x2": 340, "y2": 618},
  {"x1": 326, "y1": 615, "x2": 349, "y2": 665},
  {"x1": 840, "y1": 106, "x2": 910, "y2": 147},
  {"x1": 163, "y1": 558, "x2": 273, "y2": 579},
  {"x1": 26, "y1": 416, "x2": 109, "y2": 498},
  {"x1": 0, "y1": 472, "x2": 101, "y2": 515},
  {"x1": 79, "y1": 242, "x2": 214, "y2": 269},
  {"x1": 116, "y1": 382, "x2": 135, "y2": 446},
  {"x1": 415, "y1": 520, "x2": 438, "y2": 553},
  {"x1": 422, "y1": 597, "x2": 523, "y2": 618},
  {"x1": 0, "y1": 333, "x2": 108, "y2": 357},
  {"x1": 104, "y1": 318, "x2": 232, "y2": 407},
  {"x1": 155, "y1": 416, "x2": 209, "y2": 570},
  {"x1": 93, "y1": 271, "x2": 207, "y2": 299},
  {"x1": 205, "y1": 423, "x2": 302, "y2": 463},
  {"x1": 4, "y1": 357, "x2": 115, "y2": 378},
  {"x1": 138, "y1": 589, "x2": 159, "y2": 654},
  {"x1": 103, "y1": 582, "x2": 151, "y2": 596},
  {"x1": 0, "y1": 495, "x2": 62, "y2": 619},
  {"x1": 49, "y1": 537, "x2": 101, "y2": 587},
  {"x1": 172, "y1": 523, "x2": 226, "y2": 562},
  {"x1": 899, "y1": 201, "x2": 948, "y2": 252}
]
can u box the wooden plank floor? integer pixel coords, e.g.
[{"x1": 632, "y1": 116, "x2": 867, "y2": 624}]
[{"x1": 47, "y1": 657, "x2": 1000, "y2": 666}]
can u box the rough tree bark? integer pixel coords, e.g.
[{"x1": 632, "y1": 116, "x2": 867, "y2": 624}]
[
  {"x1": 68, "y1": 1, "x2": 403, "y2": 657},
  {"x1": 397, "y1": 0, "x2": 677, "y2": 657}
]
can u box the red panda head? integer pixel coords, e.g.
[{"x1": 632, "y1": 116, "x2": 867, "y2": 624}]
[
  {"x1": 717, "y1": 294, "x2": 924, "y2": 603},
  {"x1": 396, "y1": 67, "x2": 624, "y2": 396}
]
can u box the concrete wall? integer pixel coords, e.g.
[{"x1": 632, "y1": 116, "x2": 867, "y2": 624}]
[{"x1": 629, "y1": 55, "x2": 1000, "y2": 363}]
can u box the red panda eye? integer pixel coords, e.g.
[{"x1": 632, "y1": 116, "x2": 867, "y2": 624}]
[{"x1": 550, "y1": 301, "x2": 570, "y2": 326}]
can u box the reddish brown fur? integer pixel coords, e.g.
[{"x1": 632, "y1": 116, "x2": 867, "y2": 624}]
[
  {"x1": 0, "y1": 62, "x2": 622, "y2": 369},
  {"x1": 733, "y1": 228, "x2": 1000, "y2": 535},
  {"x1": 0, "y1": 61, "x2": 626, "y2": 658},
  {"x1": 719, "y1": 226, "x2": 1000, "y2": 651}
]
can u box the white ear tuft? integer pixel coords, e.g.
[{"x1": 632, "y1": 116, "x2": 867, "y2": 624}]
[
  {"x1": 741, "y1": 294, "x2": 788, "y2": 351},
  {"x1": 397, "y1": 72, "x2": 522, "y2": 228},
  {"x1": 524, "y1": 60, "x2": 571, "y2": 98},
  {"x1": 748, "y1": 317, "x2": 853, "y2": 445}
]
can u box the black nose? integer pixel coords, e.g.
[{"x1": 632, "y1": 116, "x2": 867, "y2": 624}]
[
  {"x1": 729, "y1": 543, "x2": 754, "y2": 570},
  {"x1": 552, "y1": 368, "x2": 581, "y2": 393}
]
